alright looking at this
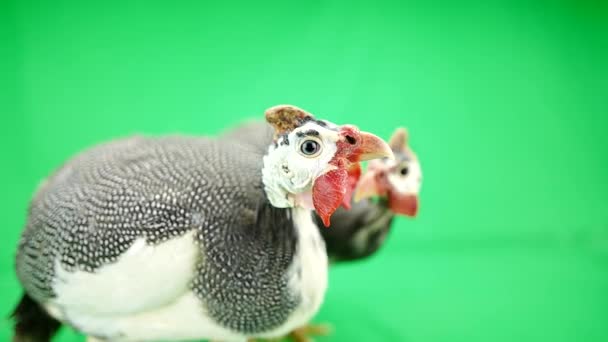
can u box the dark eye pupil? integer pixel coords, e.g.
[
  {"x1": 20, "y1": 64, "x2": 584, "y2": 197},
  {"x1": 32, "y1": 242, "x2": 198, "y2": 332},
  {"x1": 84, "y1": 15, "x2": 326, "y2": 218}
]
[
  {"x1": 301, "y1": 140, "x2": 319, "y2": 155},
  {"x1": 400, "y1": 167, "x2": 409, "y2": 176}
]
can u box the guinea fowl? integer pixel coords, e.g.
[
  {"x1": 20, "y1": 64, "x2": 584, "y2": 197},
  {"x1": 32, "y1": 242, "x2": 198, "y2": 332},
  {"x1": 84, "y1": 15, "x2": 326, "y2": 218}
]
[{"x1": 11, "y1": 105, "x2": 393, "y2": 342}]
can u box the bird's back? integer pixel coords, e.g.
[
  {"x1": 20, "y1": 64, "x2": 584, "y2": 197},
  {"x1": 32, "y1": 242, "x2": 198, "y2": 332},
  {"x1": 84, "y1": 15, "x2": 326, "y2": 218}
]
[{"x1": 16, "y1": 135, "x2": 263, "y2": 301}]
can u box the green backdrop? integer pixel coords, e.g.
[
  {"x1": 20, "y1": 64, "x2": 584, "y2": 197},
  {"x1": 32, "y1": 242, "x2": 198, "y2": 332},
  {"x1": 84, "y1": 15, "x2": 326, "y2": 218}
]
[{"x1": 1, "y1": 1, "x2": 607, "y2": 341}]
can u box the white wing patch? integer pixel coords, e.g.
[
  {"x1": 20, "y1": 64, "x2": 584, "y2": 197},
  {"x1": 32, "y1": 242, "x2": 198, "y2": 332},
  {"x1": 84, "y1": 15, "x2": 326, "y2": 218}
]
[{"x1": 46, "y1": 231, "x2": 200, "y2": 338}]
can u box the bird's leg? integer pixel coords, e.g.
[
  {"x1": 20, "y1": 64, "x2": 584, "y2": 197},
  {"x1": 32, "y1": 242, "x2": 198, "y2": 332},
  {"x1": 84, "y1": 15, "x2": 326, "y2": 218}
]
[{"x1": 287, "y1": 323, "x2": 332, "y2": 342}]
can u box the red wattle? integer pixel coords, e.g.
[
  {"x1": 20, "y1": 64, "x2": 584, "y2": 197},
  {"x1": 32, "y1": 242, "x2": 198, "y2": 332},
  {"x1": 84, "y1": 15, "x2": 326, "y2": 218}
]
[
  {"x1": 312, "y1": 168, "x2": 348, "y2": 227},
  {"x1": 388, "y1": 192, "x2": 419, "y2": 217}
]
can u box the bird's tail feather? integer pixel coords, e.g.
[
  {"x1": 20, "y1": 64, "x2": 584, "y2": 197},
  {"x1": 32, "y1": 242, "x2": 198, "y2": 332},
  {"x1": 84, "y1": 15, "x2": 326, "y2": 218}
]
[{"x1": 10, "y1": 293, "x2": 61, "y2": 342}]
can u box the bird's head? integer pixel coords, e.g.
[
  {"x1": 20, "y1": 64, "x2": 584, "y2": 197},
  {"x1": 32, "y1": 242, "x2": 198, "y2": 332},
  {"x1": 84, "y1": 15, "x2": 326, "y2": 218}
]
[
  {"x1": 354, "y1": 127, "x2": 422, "y2": 217},
  {"x1": 262, "y1": 105, "x2": 393, "y2": 227}
]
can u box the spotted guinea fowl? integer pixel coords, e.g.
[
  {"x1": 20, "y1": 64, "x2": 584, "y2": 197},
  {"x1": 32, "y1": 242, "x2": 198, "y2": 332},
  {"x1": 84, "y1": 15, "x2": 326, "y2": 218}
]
[{"x1": 11, "y1": 105, "x2": 393, "y2": 342}]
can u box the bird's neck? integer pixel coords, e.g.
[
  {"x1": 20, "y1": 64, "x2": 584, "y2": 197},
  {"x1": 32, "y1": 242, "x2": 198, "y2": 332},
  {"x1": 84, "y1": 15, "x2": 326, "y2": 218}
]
[
  {"x1": 258, "y1": 146, "x2": 319, "y2": 246},
  {"x1": 290, "y1": 206, "x2": 316, "y2": 232},
  {"x1": 261, "y1": 147, "x2": 293, "y2": 208},
  {"x1": 261, "y1": 146, "x2": 315, "y2": 210}
]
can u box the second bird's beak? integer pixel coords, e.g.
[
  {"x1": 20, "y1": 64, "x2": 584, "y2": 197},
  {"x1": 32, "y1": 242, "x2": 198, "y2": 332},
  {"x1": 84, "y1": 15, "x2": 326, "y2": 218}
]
[
  {"x1": 353, "y1": 170, "x2": 381, "y2": 202},
  {"x1": 353, "y1": 165, "x2": 420, "y2": 218}
]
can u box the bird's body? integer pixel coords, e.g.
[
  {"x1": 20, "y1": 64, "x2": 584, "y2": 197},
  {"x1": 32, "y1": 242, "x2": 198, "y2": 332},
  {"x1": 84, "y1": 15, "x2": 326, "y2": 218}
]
[
  {"x1": 13, "y1": 105, "x2": 393, "y2": 342},
  {"x1": 16, "y1": 135, "x2": 328, "y2": 341}
]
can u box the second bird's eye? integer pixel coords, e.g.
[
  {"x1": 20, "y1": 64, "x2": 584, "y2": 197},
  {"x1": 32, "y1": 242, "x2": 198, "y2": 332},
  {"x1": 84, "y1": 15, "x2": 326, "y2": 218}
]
[{"x1": 300, "y1": 139, "x2": 321, "y2": 156}]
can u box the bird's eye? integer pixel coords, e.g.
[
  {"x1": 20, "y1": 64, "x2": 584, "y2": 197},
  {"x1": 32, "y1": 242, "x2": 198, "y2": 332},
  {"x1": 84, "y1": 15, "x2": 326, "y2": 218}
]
[
  {"x1": 299, "y1": 139, "x2": 322, "y2": 157},
  {"x1": 400, "y1": 166, "x2": 409, "y2": 176}
]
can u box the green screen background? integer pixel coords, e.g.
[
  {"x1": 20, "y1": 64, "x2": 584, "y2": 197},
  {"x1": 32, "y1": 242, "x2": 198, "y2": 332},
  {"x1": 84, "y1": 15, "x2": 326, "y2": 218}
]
[{"x1": 1, "y1": 1, "x2": 607, "y2": 341}]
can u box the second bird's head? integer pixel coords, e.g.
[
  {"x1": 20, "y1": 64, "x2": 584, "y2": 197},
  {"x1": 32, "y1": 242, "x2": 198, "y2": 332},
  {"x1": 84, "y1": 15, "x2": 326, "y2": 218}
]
[
  {"x1": 354, "y1": 127, "x2": 422, "y2": 217},
  {"x1": 262, "y1": 105, "x2": 393, "y2": 227}
]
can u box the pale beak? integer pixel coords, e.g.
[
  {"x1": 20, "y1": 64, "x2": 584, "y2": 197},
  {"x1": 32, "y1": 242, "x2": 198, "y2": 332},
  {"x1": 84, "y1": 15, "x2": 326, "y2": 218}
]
[
  {"x1": 357, "y1": 132, "x2": 394, "y2": 161},
  {"x1": 353, "y1": 170, "x2": 381, "y2": 202}
]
